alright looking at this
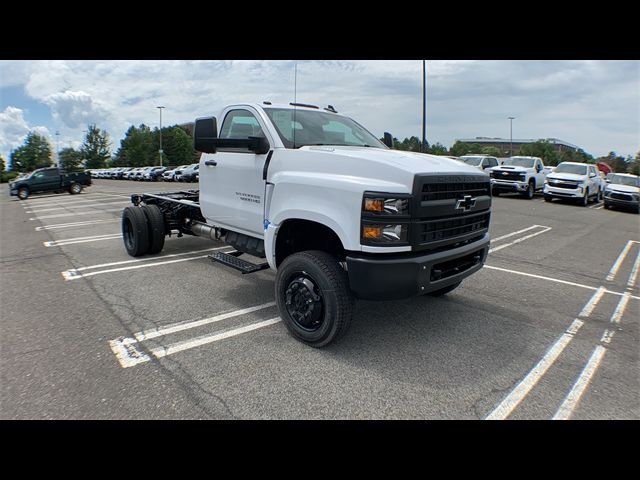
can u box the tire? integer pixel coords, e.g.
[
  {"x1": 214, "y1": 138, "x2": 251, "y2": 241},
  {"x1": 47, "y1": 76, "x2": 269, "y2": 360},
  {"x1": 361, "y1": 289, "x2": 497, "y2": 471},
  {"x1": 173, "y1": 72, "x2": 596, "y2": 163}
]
[
  {"x1": 522, "y1": 180, "x2": 534, "y2": 199},
  {"x1": 17, "y1": 187, "x2": 29, "y2": 200},
  {"x1": 604, "y1": 202, "x2": 610, "y2": 210},
  {"x1": 544, "y1": 194, "x2": 552, "y2": 203},
  {"x1": 596, "y1": 189, "x2": 603, "y2": 202},
  {"x1": 275, "y1": 250, "x2": 354, "y2": 348},
  {"x1": 428, "y1": 281, "x2": 462, "y2": 297},
  {"x1": 121, "y1": 206, "x2": 150, "y2": 257},
  {"x1": 492, "y1": 189, "x2": 500, "y2": 197},
  {"x1": 69, "y1": 182, "x2": 82, "y2": 195},
  {"x1": 141, "y1": 204, "x2": 166, "y2": 254},
  {"x1": 580, "y1": 189, "x2": 589, "y2": 206}
]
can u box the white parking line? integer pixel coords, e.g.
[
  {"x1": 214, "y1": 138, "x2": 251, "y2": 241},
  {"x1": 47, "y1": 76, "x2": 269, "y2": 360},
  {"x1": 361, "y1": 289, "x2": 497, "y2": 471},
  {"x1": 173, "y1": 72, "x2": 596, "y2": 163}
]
[
  {"x1": 627, "y1": 249, "x2": 640, "y2": 289},
  {"x1": 606, "y1": 240, "x2": 635, "y2": 281},
  {"x1": 491, "y1": 225, "x2": 541, "y2": 243},
  {"x1": 44, "y1": 233, "x2": 122, "y2": 247},
  {"x1": 110, "y1": 317, "x2": 281, "y2": 368},
  {"x1": 35, "y1": 219, "x2": 119, "y2": 231},
  {"x1": 62, "y1": 246, "x2": 233, "y2": 280},
  {"x1": 489, "y1": 226, "x2": 552, "y2": 254},
  {"x1": 30, "y1": 208, "x2": 123, "y2": 220},
  {"x1": 552, "y1": 291, "x2": 632, "y2": 420},
  {"x1": 21, "y1": 195, "x2": 129, "y2": 208},
  {"x1": 483, "y1": 265, "x2": 640, "y2": 300},
  {"x1": 26, "y1": 200, "x2": 129, "y2": 213}
]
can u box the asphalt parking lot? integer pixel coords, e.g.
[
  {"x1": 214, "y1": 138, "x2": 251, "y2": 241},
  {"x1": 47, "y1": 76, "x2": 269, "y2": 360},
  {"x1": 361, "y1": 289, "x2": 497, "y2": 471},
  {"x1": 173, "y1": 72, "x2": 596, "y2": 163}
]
[{"x1": 1, "y1": 179, "x2": 638, "y2": 419}]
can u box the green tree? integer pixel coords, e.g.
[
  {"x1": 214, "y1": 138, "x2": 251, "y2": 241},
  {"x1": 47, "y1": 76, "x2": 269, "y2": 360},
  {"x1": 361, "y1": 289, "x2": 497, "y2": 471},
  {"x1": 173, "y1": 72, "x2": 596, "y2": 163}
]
[
  {"x1": 81, "y1": 124, "x2": 112, "y2": 169},
  {"x1": 9, "y1": 132, "x2": 52, "y2": 172},
  {"x1": 0, "y1": 153, "x2": 5, "y2": 172},
  {"x1": 516, "y1": 140, "x2": 560, "y2": 166},
  {"x1": 450, "y1": 141, "x2": 482, "y2": 157},
  {"x1": 113, "y1": 124, "x2": 158, "y2": 167},
  {"x1": 481, "y1": 146, "x2": 502, "y2": 157},
  {"x1": 596, "y1": 151, "x2": 628, "y2": 173},
  {"x1": 628, "y1": 151, "x2": 640, "y2": 176},
  {"x1": 153, "y1": 125, "x2": 195, "y2": 166},
  {"x1": 58, "y1": 147, "x2": 84, "y2": 171}
]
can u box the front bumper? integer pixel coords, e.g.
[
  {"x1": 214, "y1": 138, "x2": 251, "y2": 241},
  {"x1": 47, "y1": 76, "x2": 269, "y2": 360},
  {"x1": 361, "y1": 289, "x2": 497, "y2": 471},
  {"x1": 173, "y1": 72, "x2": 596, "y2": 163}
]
[
  {"x1": 544, "y1": 184, "x2": 585, "y2": 199},
  {"x1": 9, "y1": 188, "x2": 18, "y2": 196},
  {"x1": 491, "y1": 179, "x2": 528, "y2": 192},
  {"x1": 604, "y1": 192, "x2": 639, "y2": 208},
  {"x1": 346, "y1": 234, "x2": 490, "y2": 300}
]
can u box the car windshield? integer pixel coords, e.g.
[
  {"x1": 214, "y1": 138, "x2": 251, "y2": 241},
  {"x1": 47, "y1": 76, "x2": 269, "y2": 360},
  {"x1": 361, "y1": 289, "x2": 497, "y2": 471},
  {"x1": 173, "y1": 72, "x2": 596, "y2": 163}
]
[
  {"x1": 502, "y1": 157, "x2": 536, "y2": 168},
  {"x1": 554, "y1": 163, "x2": 587, "y2": 175},
  {"x1": 460, "y1": 156, "x2": 483, "y2": 166},
  {"x1": 264, "y1": 108, "x2": 386, "y2": 149},
  {"x1": 609, "y1": 175, "x2": 640, "y2": 187}
]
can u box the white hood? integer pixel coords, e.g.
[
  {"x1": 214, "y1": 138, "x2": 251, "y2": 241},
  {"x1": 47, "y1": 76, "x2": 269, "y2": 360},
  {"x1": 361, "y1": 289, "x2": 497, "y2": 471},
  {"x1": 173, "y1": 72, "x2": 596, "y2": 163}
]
[
  {"x1": 607, "y1": 183, "x2": 639, "y2": 194},
  {"x1": 490, "y1": 165, "x2": 531, "y2": 173},
  {"x1": 547, "y1": 172, "x2": 586, "y2": 182}
]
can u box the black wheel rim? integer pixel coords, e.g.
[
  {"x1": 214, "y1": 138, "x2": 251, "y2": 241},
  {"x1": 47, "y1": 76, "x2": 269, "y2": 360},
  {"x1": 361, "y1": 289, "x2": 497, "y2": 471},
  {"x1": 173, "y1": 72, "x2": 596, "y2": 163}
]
[
  {"x1": 284, "y1": 273, "x2": 324, "y2": 332},
  {"x1": 123, "y1": 217, "x2": 135, "y2": 250}
]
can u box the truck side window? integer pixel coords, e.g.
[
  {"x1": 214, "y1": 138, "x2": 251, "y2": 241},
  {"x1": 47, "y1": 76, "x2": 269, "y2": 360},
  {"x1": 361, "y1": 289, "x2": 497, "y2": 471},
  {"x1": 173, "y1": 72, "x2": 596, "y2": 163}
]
[
  {"x1": 43, "y1": 169, "x2": 58, "y2": 177},
  {"x1": 219, "y1": 110, "x2": 265, "y2": 140}
]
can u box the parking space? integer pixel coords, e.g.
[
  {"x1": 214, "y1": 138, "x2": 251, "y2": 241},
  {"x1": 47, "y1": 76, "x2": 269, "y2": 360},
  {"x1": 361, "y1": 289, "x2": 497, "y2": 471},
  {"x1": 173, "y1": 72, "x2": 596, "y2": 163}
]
[{"x1": 1, "y1": 180, "x2": 638, "y2": 419}]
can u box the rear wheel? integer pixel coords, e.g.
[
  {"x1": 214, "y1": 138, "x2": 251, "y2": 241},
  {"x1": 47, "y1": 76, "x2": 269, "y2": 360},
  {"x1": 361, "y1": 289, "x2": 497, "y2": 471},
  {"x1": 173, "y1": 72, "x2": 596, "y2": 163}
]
[
  {"x1": 141, "y1": 204, "x2": 166, "y2": 254},
  {"x1": 122, "y1": 206, "x2": 149, "y2": 256},
  {"x1": 580, "y1": 189, "x2": 589, "y2": 206},
  {"x1": 596, "y1": 189, "x2": 603, "y2": 202},
  {"x1": 275, "y1": 250, "x2": 354, "y2": 348},
  {"x1": 428, "y1": 281, "x2": 462, "y2": 296},
  {"x1": 17, "y1": 187, "x2": 29, "y2": 200}
]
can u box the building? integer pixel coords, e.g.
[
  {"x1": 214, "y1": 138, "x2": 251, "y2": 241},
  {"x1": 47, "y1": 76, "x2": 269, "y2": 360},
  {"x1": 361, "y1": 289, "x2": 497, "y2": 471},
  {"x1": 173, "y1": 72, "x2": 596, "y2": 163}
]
[{"x1": 456, "y1": 137, "x2": 581, "y2": 156}]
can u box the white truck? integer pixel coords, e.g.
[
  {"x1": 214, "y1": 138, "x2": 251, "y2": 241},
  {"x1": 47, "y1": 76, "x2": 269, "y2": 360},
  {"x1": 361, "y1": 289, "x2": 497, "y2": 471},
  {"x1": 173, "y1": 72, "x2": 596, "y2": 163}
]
[
  {"x1": 489, "y1": 156, "x2": 546, "y2": 199},
  {"x1": 543, "y1": 161, "x2": 604, "y2": 206},
  {"x1": 121, "y1": 102, "x2": 492, "y2": 347}
]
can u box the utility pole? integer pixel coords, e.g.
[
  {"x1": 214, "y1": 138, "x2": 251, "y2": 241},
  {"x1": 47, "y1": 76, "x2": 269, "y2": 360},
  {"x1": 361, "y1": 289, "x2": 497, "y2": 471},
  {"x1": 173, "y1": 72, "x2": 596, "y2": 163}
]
[
  {"x1": 422, "y1": 60, "x2": 426, "y2": 153},
  {"x1": 157, "y1": 106, "x2": 165, "y2": 166},
  {"x1": 508, "y1": 117, "x2": 515, "y2": 156},
  {"x1": 55, "y1": 131, "x2": 60, "y2": 168}
]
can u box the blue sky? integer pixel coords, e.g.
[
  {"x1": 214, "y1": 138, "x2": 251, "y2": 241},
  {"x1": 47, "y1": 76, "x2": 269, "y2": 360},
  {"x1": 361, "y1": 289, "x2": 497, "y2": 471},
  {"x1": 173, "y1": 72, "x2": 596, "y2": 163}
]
[{"x1": 1, "y1": 60, "x2": 638, "y2": 167}]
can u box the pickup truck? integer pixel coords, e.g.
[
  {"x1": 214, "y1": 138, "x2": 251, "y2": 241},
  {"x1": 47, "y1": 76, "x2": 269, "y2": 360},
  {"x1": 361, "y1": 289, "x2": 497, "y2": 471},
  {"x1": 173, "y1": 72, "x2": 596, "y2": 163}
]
[
  {"x1": 9, "y1": 167, "x2": 91, "y2": 200},
  {"x1": 543, "y1": 161, "x2": 604, "y2": 206},
  {"x1": 489, "y1": 156, "x2": 546, "y2": 199},
  {"x1": 121, "y1": 102, "x2": 492, "y2": 347}
]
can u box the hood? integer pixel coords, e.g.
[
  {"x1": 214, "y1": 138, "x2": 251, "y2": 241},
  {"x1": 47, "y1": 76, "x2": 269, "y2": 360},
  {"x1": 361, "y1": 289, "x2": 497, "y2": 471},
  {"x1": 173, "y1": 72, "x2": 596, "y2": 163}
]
[
  {"x1": 606, "y1": 183, "x2": 639, "y2": 194},
  {"x1": 547, "y1": 172, "x2": 587, "y2": 182},
  {"x1": 490, "y1": 165, "x2": 531, "y2": 173}
]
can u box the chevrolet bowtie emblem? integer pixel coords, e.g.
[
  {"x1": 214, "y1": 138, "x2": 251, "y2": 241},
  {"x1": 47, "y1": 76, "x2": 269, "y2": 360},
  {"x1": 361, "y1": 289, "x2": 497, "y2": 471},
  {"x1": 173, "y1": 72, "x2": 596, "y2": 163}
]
[
  {"x1": 502, "y1": 172, "x2": 508, "y2": 175},
  {"x1": 455, "y1": 195, "x2": 477, "y2": 211}
]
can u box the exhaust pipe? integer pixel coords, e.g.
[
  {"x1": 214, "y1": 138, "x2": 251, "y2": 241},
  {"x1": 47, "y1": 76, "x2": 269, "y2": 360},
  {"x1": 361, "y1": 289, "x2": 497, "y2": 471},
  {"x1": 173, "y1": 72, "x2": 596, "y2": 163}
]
[{"x1": 190, "y1": 222, "x2": 219, "y2": 241}]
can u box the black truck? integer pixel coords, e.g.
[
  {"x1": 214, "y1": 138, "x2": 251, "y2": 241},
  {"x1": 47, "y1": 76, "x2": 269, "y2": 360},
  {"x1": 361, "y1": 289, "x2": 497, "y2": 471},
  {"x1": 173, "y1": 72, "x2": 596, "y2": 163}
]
[{"x1": 9, "y1": 167, "x2": 92, "y2": 200}]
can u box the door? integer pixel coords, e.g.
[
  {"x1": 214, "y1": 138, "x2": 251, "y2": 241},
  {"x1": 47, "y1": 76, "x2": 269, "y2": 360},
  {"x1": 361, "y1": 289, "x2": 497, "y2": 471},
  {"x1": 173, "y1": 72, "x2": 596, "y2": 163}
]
[
  {"x1": 588, "y1": 165, "x2": 599, "y2": 194},
  {"x1": 534, "y1": 159, "x2": 545, "y2": 187},
  {"x1": 199, "y1": 108, "x2": 272, "y2": 237},
  {"x1": 30, "y1": 169, "x2": 60, "y2": 192}
]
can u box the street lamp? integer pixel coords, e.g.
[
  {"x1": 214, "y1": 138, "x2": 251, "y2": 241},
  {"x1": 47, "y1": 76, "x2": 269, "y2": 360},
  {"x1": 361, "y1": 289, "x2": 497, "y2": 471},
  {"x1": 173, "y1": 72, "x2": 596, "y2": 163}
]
[
  {"x1": 157, "y1": 106, "x2": 165, "y2": 166},
  {"x1": 508, "y1": 117, "x2": 515, "y2": 156}
]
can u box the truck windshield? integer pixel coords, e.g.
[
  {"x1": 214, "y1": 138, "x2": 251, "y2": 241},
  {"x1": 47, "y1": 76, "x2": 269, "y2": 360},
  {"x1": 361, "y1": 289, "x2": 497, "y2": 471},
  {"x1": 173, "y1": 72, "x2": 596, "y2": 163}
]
[
  {"x1": 264, "y1": 108, "x2": 386, "y2": 149},
  {"x1": 609, "y1": 174, "x2": 640, "y2": 187},
  {"x1": 502, "y1": 157, "x2": 536, "y2": 168},
  {"x1": 554, "y1": 163, "x2": 587, "y2": 175},
  {"x1": 460, "y1": 156, "x2": 483, "y2": 166}
]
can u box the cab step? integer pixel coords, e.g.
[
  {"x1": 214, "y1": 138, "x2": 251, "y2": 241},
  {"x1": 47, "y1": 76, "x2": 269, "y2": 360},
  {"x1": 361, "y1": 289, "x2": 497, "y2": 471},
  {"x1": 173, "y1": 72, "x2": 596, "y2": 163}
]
[{"x1": 208, "y1": 251, "x2": 269, "y2": 274}]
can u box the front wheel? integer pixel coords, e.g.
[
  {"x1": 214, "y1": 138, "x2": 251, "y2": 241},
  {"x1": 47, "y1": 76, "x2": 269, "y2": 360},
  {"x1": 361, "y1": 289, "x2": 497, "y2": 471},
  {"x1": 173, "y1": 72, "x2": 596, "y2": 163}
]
[
  {"x1": 580, "y1": 189, "x2": 589, "y2": 206},
  {"x1": 17, "y1": 187, "x2": 29, "y2": 200},
  {"x1": 69, "y1": 183, "x2": 82, "y2": 194},
  {"x1": 522, "y1": 180, "x2": 534, "y2": 199},
  {"x1": 275, "y1": 251, "x2": 354, "y2": 348},
  {"x1": 544, "y1": 194, "x2": 552, "y2": 203}
]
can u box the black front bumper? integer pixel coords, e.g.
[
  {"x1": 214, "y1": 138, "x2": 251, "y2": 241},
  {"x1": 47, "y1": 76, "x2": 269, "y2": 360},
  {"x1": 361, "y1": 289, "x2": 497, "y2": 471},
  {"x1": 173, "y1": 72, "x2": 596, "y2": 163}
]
[{"x1": 346, "y1": 234, "x2": 490, "y2": 300}]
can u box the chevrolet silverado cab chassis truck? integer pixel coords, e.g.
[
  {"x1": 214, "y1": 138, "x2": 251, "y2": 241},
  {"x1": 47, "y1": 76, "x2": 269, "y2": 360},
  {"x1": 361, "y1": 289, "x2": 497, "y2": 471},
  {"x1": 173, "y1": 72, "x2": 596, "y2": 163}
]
[{"x1": 121, "y1": 102, "x2": 492, "y2": 347}]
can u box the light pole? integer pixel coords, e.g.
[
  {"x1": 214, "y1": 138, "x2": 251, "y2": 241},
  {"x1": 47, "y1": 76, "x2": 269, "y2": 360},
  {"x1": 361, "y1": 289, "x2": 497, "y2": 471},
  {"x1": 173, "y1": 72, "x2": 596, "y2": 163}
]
[
  {"x1": 157, "y1": 106, "x2": 165, "y2": 166},
  {"x1": 508, "y1": 117, "x2": 515, "y2": 156},
  {"x1": 55, "y1": 131, "x2": 60, "y2": 168},
  {"x1": 422, "y1": 60, "x2": 426, "y2": 153}
]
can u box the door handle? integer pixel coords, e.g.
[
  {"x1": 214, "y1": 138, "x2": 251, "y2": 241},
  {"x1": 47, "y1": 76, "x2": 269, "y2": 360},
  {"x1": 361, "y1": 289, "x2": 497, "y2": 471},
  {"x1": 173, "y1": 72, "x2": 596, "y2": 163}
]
[{"x1": 205, "y1": 160, "x2": 217, "y2": 166}]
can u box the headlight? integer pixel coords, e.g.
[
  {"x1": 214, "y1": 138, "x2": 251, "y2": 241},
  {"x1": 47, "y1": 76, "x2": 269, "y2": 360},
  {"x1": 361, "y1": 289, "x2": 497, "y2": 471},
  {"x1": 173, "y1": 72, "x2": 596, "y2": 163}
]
[
  {"x1": 362, "y1": 223, "x2": 408, "y2": 244},
  {"x1": 363, "y1": 195, "x2": 410, "y2": 216}
]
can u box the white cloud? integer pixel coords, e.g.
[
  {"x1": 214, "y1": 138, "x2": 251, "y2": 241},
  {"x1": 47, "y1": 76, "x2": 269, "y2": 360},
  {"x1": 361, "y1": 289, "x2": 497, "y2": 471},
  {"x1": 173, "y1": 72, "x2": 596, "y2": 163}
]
[
  {"x1": 0, "y1": 106, "x2": 51, "y2": 160},
  {"x1": 44, "y1": 90, "x2": 110, "y2": 129}
]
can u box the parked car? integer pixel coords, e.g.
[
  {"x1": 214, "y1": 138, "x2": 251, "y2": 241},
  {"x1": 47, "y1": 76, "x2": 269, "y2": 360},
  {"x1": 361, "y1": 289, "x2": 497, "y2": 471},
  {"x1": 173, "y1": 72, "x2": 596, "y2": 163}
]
[
  {"x1": 458, "y1": 155, "x2": 500, "y2": 173},
  {"x1": 180, "y1": 163, "x2": 200, "y2": 182},
  {"x1": 603, "y1": 173, "x2": 640, "y2": 213},
  {"x1": 489, "y1": 156, "x2": 546, "y2": 199},
  {"x1": 9, "y1": 167, "x2": 91, "y2": 200},
  {"x1": 543, "y1": 162, "x2": 604, "y2": 206},
  {"x1": 144, "y1": 166, "x2": 167, "y2": 181},
  {"x1": 172, "y1": 165, "x2": 190, "y2": 182},
  {"x1": 162, "y1": 167, "x2": 177, "y2": 181}
]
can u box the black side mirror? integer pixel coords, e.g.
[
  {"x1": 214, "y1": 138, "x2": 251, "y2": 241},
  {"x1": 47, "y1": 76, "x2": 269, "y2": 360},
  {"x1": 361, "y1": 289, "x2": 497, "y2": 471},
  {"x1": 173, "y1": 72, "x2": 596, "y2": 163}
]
[
  {"x1": 194, "y1": 116, "x2": 218, "y2": 153},
  {"x1": 248, "y1": 136, "x2": 270, "y2": 155},
  {"x1": 383, "y1": 132, "x2": 394, "y2": 148}
]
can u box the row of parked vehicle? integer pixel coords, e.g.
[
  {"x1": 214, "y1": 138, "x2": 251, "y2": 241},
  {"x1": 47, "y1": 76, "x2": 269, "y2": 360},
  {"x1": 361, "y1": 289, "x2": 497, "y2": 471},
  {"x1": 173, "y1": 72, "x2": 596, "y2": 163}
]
[
  {"x1": 456, "y1": 154, "x2": 639, "y2": 213},
  {"x1": 89, "y1": 164, "x2": 200, "y2": 182}
]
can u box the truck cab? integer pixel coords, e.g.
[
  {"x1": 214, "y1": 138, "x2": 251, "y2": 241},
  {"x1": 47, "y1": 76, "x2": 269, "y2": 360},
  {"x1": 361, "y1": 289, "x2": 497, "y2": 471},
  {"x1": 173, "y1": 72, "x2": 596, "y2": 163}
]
[{"x1": 123, "y1": 102, "x2": 492, "y2": 347}]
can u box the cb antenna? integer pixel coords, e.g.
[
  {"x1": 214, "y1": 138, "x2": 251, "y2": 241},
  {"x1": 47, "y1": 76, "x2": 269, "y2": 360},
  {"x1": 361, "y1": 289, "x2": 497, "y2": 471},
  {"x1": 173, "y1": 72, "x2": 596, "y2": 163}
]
[{"x1": 293, "y1": 61, "x2": 297, "y2": 148}]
